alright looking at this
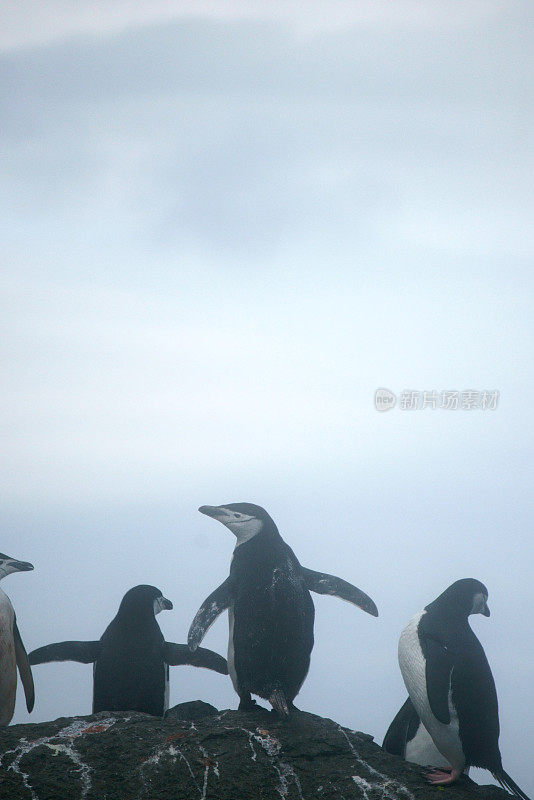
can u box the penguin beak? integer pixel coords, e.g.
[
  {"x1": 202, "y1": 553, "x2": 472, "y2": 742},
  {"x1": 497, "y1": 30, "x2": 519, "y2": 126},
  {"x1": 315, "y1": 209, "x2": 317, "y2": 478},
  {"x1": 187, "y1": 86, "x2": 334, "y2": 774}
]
[
  {"x1": 482, "y1": 602, "x2": 490, "y2": 617},
  {"x1": 154, "y1": 596, "x2": 173, "y2": 614},
  {"x1": 10, "y1": 560, "x2": 34, "y2": 572},
  {"x1": 199, "y1": 505, "x2": 228, "y2": 521}
]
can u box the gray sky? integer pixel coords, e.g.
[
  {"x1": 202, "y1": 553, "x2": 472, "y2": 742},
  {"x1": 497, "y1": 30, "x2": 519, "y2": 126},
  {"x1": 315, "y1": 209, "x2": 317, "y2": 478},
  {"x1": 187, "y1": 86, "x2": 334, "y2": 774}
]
[{"x1": 2, "y1": 1, "x2": 533, "y2": 793}]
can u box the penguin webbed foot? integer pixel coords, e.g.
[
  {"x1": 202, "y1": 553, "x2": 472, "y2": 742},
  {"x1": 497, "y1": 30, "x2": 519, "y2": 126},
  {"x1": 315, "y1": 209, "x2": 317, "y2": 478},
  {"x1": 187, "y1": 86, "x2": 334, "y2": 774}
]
[
  {"x1": 238, "y1": 694, "x2": 257, "y2": 711},
  {"x1": 238, "y1": 694, "x2": 269, "y2": 714},
  {"x1": 423, "y1": 765, "x2": 451, "y2": 772},
  {"x1": 424, "y1": 767, "x2": 461, "y2": 785}
]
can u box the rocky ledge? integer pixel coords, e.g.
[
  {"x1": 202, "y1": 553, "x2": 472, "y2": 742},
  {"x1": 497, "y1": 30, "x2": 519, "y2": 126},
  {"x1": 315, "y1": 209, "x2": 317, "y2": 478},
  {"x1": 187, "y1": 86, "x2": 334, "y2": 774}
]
[{"x1": 0, "y1": 701, "x2": 512, "y2": 800}]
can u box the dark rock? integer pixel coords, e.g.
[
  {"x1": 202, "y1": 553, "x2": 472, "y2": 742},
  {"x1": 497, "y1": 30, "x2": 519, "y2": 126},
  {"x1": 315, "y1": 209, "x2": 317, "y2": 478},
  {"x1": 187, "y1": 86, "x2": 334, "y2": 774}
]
[
  {"x1": 165, "y1": 700, "x2": 219, "y2": 721},
  {"x1": 0, "y1": 704, "x2": 514, "y2": 800}
]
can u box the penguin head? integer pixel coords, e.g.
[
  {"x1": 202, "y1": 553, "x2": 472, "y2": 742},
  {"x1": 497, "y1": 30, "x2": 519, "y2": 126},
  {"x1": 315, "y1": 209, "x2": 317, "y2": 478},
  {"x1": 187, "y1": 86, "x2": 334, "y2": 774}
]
[
  {"x1": 0, "y1": 553, "x2": 34, "y2": 581},
  {"x1": 117, "y1": 585, "x2": 173, "y2": 619},
  {"x1": 199, "y1": 503, "x2": 277, "y2": 547},
  {"x1": 431, "y1": 578, "x2": 490, "y2": 618}
]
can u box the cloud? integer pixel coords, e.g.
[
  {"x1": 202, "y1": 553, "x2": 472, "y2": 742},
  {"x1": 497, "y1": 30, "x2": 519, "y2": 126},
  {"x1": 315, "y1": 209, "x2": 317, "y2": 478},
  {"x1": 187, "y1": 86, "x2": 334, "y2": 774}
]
[
  {"x1": 2, "y1": 13, "x2": 532, "y2": 274},
  {"x1": 0, "y1": 0, "x2": 510, "y2": 51}
]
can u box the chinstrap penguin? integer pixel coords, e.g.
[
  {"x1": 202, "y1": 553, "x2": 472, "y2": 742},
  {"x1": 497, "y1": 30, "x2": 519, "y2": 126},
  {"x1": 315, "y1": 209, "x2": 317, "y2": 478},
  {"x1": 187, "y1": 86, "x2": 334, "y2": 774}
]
[
  {"x1": 29, "y1": 584, "x2": 228, "y2": 716},
  {"x1": 0, "y1": 552, "x2": 35, "y2": 725},
  {"x1": 398, "y1": 578, "x2": 530, "y2": 798},
  {"x1": 188, "y1": 503, "x2": 378, "y2": 717}
]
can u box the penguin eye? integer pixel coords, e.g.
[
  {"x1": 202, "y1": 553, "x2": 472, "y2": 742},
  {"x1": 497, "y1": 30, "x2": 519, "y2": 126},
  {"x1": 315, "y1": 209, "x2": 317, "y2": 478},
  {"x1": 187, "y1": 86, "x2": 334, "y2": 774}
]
[{"x1": 234, "y1": 513, "x2": 242, "y2": 519}]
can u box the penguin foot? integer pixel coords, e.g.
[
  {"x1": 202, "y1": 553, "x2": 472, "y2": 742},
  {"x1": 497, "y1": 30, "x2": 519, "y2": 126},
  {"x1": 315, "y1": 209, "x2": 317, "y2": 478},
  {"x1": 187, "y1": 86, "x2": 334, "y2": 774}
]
[
  {"x1": 424, "y1": 768, "x2": 461, "y2": 785},
  {"x1": 238, "y1": 695, "x2": 270, "y2": 714},
  {"x1": 238, "y1": 695, "x2": 257, "y2": 711}
]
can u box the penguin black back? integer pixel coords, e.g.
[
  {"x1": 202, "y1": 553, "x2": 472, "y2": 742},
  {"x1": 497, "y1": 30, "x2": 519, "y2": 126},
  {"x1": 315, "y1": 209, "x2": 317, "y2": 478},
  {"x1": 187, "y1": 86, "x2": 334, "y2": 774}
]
[
  {"x1": 29, "y1": 584, "x2": 228, "y2": 717},
  {"x1": 94, "y1": 585, "x2": 168, "y2": 715},
  {"x1": 419, "y1": 579, "x2": 501, "y2": 769},
  {"x1": 400, "y1": 578, "x2": 531, "y2": 799}
]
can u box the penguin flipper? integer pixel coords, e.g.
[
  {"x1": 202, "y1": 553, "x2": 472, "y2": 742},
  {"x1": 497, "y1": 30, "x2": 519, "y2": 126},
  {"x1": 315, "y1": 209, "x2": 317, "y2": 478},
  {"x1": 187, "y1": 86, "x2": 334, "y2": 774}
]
[
  {"x1": 13, "y1": 617, "x2": 35, "y2": 713},
  {"x1": 383, "y1": 696, "x2": 419, "y2": 756},
  {"x1": 164, "y1": 642, "x2": 228, "y2": 674},
  {"x1": 493, "y1": 770, "x2": 532, "y2": 800},
  {"x1": 28, "y1": 640, "x2": 101, "y2": 665},
  {"x1": 421, "y1": 634, "x2": 454, "y2": 725},
  {"x1": 301, "y1": 567, "x2": 378, "y2": 616},
  {"x1": 188, "y1": 576, "x2": 234, "y2": 651}
]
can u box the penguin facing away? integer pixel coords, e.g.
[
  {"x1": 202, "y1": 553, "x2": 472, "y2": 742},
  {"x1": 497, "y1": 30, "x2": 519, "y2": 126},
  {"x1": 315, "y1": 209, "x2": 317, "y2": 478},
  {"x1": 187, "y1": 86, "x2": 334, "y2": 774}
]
[
  {"x1": 188, "y1": 503, "x2": 378, "y2": 716},
  {"x1": 398, "y1": 578, "x2": 530, "y2": 799},
  {"x1": 0, "y1": 553, "x2": 35, "y2": 725},
  {"x1": 29, "y1": 585, "x2": 228, "y2": 716}
]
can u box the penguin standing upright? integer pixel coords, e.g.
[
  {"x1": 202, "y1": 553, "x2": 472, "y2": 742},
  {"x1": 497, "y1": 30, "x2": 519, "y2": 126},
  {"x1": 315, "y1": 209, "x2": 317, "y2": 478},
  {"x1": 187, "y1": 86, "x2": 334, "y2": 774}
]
[
  {"x1": 0, "y1": 552, "x2": 35, "y2": 725},
  {"x1": 188, "y1": 503, "x2": 378, "y2": 716},
  {"x1": 30, "y1": 585, "x2": 228, "y2": 716},
  {"x1": 398, "y1": 578, "x2": 530, "y2": 799}
]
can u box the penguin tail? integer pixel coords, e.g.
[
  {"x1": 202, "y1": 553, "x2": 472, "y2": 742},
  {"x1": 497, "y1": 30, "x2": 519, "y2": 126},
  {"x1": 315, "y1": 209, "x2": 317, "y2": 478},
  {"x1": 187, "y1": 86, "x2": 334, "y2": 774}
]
[
  {"x1": 269, "y1": 688, "x2": 290, "y2": 718},
  {"x1": 493, "y1": 770, "x2": 531, "y2": 800}
]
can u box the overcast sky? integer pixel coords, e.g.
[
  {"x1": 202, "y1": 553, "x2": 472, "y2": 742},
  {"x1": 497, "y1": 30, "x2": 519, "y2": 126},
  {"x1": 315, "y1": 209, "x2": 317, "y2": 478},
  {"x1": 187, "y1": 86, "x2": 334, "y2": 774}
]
[{"x1": 2, "y1": 1, "x2": 533, "y2": 793}]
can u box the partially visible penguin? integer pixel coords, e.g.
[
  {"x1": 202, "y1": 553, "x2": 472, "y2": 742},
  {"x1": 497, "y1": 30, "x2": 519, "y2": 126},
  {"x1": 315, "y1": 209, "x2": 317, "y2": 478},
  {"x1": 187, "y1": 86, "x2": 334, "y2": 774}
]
[
  {"x1": 188, "y1": 503, "x2": 378, "y2": 716},
  {"x1": 30, "y1": 585, "x2": 228, "y2": 716},
  {"x1": 0, "y1": 552, "x2": 35, "y2": 725},
  {"x1": 398, "y1": 579, "x2": 530, "y2": 798},
  {"x1": 383, "y1": 696, "x2": 459, "y2": 771}
]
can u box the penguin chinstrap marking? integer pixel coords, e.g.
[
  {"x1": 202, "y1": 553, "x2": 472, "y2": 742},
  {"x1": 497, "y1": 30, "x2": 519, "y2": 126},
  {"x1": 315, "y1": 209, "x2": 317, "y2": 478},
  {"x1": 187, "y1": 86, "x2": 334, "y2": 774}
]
[
  {"x1": 0, "y1": 553, "x2": 35, "y2": 725},
  {"x1": 29, "y1": 585, "x2": 228, "y2": 717},
  {"x1": 398, "y1": 578, "x2": 531, "y2": 799},
  {"x1": 188, "y1": 503, "x2": 378, "y2": 717}
]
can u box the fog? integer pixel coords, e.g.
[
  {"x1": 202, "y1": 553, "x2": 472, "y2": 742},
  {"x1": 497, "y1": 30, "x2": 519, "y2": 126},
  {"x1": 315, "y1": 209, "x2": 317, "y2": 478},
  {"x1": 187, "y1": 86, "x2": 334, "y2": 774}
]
[{"x1": 1, "y1": 2, "x2": 532, "y2": 794}]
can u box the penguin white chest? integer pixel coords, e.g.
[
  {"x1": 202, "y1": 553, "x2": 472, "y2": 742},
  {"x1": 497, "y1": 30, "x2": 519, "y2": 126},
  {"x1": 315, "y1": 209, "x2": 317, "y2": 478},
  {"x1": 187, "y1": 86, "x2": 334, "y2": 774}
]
[
  {"x1": 398, "y1": 612, "x2": 427, "y2": 709},
  {"x1": 405, "y1": 722, "x2": 452, "y2": 769},
  {"x1": 0, "y1": 592, "x2": 17, "y2": 725},
  {"x1": 398, "y1": 610, "x2": 465, "y2": 772}
]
